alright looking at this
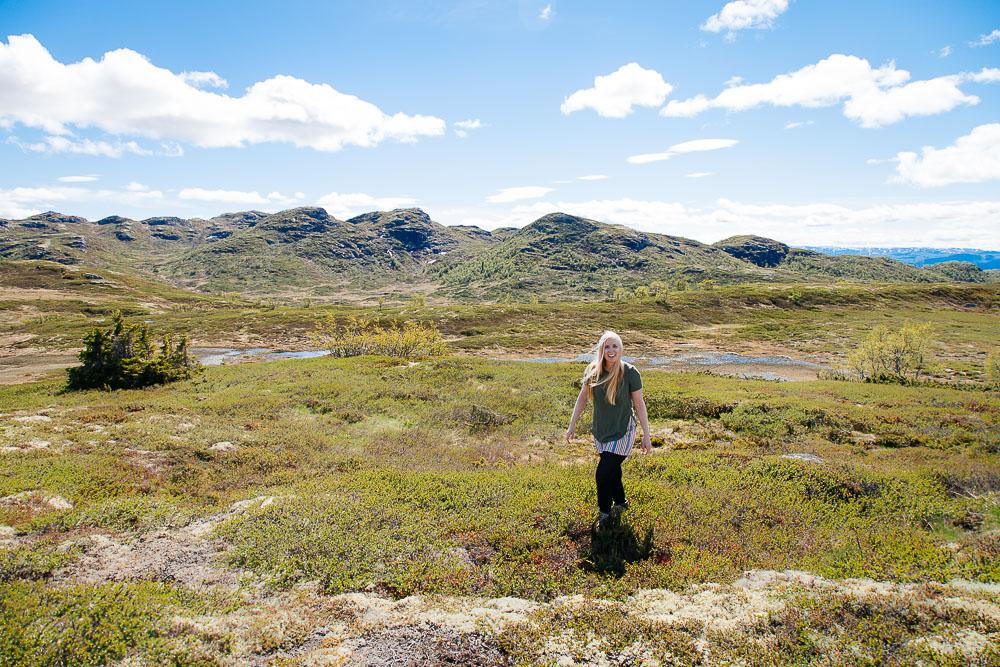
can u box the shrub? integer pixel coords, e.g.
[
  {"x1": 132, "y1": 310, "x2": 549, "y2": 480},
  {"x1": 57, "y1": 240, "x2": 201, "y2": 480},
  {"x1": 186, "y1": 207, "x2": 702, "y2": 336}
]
[
  {"x1": 986, "y1": 349, "x2": 1000, "y2": 387},
  {"x1": 312, "y1": 315, "x2": 446, "y2": 358},
  {"x1": 847, "y1": 322, "x2": 934, "y2": 383},
  {"x1": 65, "y1": 311, "x2": 198, "y2": 391}
]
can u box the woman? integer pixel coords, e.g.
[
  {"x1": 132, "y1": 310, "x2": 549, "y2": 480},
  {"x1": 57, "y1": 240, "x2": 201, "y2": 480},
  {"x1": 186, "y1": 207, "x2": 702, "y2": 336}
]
[{"x1": 565, "y1": 330, "x2": 652, "y2": 530}]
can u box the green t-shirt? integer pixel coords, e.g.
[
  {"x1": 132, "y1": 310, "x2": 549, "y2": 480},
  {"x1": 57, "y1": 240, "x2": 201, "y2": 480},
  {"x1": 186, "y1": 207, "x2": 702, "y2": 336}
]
[{"x1": 591, "y1": 362, "x2": 642, "y2": 443}]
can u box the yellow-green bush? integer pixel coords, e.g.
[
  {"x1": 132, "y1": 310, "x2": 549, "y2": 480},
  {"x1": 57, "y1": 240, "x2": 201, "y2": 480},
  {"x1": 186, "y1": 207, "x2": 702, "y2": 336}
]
[{"x1": 312, "y1": 315, "x2": 446, "y2": 358}]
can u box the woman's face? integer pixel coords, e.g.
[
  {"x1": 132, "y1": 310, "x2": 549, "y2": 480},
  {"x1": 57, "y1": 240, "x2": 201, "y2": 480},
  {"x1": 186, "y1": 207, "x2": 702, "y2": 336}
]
[{"x1": 602, "y1": 337, "x2": 621, "y2": 365}]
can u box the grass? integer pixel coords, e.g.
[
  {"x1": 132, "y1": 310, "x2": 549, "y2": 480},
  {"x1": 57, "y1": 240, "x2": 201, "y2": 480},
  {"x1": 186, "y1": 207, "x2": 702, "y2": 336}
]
[
  {"x1": 2, "y1": 357, "x2": 996, "y2": 597},
  {"x1": 1, "y1": 271, "x2": 998, "y2": 664}
]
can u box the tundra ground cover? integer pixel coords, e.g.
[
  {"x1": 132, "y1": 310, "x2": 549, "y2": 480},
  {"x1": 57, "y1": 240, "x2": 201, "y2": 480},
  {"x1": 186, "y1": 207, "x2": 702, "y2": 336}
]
[
  {"x1": 1, "y1": 346, "x2": 998, "y2": 663},
  {"x1": 1, "y1": 264, "x2": 998, "y2": 663}
]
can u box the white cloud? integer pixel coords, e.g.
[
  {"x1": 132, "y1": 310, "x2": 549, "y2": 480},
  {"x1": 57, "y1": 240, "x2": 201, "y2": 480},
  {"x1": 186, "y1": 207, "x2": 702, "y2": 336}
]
[
  {"x1": 486, "y1": 186, "x2": 555, "y2": 203},
  {"x1": 7, "y1": 134, "x2": 169, "y2": 158},
  {"x1": 892, "y1": 123, "x2": 1000, "y2": 187},
  {"x1": 627, "y1": 138, "x2": 738, "y2": 164},
  {"x1": 784, "y1": 120, "x2": 813, "y2": 129},
  {"x1": 0, "y1": 34, "x2": 445, "y2": 153},
  {"x1": 561, "y1": 63, "x2": 673, "y2": 118},
  {"x1": 969, "y1": 67, "x2": 1000, "y2": 83},
  {"x1": 701, "y1": 0, "x2": 789, "y2": 36},
  {"x1": 57, "y1": 174, "x2": 99, "y2": 183},
  {"x1": 661, "y1": 54, "x2": 995, "y2": 128},
  {"x1": 0, "y1": 184, "x2": 163, "y2": 219},
  {"x1": 937, "y1": 45, "x2": 952, "y2": 58},
  {"x1": 179, "y1": 188, "x2": 302, "y2": 206},
  {"x1": 125, "y1": 181, "x2": 149, "y2": 191},
  {"x1": 179, "y1": 70, "x2": 228, "y2": 89},
  {"x1": 539, "y1": 4, "x2": 554, "y2": 22},
  {"x1": 315, "y1": 191, "x2": 418, "y2": 218},
  {"x1": 970, "y1": 29, "x2": 1000, "y2": 47},
  {"x1": 577, "y1": 174, "x2": 608, "y2": 181},
  {"x1": 685, "y1": 172, "x2": 714, "y2": 178},
  {"x1": 454, "y1": 118, "x2": 485, "y2": 138},
  {"x1": 463, "y1": 197, "x2": 1000, "y2": 247}
]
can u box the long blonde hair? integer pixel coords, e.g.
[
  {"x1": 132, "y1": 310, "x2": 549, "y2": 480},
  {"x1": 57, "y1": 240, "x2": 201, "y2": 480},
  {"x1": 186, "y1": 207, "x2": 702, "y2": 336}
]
[{"x1": 583, "y1": 331, "x2": 624, "y2": 405}]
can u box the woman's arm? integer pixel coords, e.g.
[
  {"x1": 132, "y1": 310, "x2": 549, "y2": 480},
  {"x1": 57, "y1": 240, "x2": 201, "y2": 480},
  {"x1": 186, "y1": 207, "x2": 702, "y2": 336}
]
[
  {"x1": 631, "y1": 388, "x2": 653, "y2": 454},
  {"x1": 565, "y1": 385, "x2": 589, "y2": 443}
]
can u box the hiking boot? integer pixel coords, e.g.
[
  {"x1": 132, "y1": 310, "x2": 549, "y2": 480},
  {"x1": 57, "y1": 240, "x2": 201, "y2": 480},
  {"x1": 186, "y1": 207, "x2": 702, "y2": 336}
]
[
  {"x1": 614, "y1": 500, "x2": 630, "y2": 513},
  {"x1": 595, "y1": 511, "x2": 611, "y2": 532}
]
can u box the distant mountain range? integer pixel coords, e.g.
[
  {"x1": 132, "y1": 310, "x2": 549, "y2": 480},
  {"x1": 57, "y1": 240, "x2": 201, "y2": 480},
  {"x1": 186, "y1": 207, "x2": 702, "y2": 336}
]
[
  {"x1": 2, "y1": 208, "x2": 997, "y2": 298},
  {"x1": 805, "y1": 247, "x2": 1000, "y2": 270}
]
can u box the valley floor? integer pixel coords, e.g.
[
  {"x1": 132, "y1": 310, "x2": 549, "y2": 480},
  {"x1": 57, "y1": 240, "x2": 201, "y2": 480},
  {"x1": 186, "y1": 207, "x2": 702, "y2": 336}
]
[{"x1": 1, "y1": 267, "x2": 998, "y2": 665}]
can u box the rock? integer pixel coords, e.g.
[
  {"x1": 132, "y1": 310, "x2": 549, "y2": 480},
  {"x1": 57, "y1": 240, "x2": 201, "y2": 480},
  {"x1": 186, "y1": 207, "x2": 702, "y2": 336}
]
[
  {"x1": 781, "y1": 453, "x2": 824, "y2": 464},
  {"x1": 209, "y1": 441, "x2": 238, "y2": 452},
  {"x1": 46, "y1": 495, "x2": 73, "y2": 510},
  {"x1": 713, "y1": 235, "x2": 790, "y2": 267},
  {"x1": 83, "y1": 273, "x2": 103, "y2": 280},
  {"x1": 12, "y1": 414, "x2": 52, "y2": 423},
  {"x1": 0, "y1": 490, "x2": 73, "y2": 511}
]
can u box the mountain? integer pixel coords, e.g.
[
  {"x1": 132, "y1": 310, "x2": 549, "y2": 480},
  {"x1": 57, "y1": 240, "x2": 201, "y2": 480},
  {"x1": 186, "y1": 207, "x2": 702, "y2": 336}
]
[
  {"x1": 714, "y1": 236, "x2": 995, "y2": 284},
  {"x1": 160, "y1": 207, "x2": 499, "y2": 292},
  {"x1": 434, "y1": 213, "x2": 771, "y2": 298},
  {"x1": 806, "y1": 247, "x2": 1000, "y2": 270},
  {"x1": 2, "y1": 207, "x2": 996, "y2": 299}
]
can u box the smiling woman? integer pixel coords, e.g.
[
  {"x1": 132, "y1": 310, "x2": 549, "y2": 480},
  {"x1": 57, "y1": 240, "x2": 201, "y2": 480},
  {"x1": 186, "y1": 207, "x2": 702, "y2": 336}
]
[{"x1": 565, "y1": 330, "x2": 652, "y2": 530}]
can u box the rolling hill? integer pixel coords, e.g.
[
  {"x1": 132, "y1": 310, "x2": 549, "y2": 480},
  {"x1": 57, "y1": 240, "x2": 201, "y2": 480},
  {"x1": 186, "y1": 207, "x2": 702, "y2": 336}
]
[{"x1": 2, "y1": 208, "x2": 996, "y2": 299}]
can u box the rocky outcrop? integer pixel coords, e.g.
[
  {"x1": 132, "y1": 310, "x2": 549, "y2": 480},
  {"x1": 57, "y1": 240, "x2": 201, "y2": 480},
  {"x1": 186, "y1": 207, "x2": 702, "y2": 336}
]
[{"x1": 714, "y1": 235, "x2": 790, "y2": 267}]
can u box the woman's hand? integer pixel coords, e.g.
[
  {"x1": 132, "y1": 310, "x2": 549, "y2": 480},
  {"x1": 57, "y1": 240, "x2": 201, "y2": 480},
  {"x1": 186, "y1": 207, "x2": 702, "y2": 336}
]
[
  {"x1": 565, "y1": 426, "x2": 575, "y2": 443},
  {"x1": 641, "y1": 433, "x2": 652, "y2": 454}
]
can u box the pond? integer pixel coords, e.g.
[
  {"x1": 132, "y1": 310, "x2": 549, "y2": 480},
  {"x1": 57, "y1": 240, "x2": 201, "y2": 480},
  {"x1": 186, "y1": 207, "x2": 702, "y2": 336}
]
[{"x1": 192, "y1": 347, "x2": 827, "y2": 381}]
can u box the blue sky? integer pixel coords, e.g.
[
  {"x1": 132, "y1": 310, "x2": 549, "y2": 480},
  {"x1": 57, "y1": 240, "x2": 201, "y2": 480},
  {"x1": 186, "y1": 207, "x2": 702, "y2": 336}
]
[{"x1": 1, "y1": 0, "x2": 998, "y2": 247}]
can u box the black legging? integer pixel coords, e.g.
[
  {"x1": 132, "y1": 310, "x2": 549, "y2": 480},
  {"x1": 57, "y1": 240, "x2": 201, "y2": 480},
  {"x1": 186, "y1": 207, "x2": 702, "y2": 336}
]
[{"x1": 596, "y1": 451, "x2": 627, "y2": 513}]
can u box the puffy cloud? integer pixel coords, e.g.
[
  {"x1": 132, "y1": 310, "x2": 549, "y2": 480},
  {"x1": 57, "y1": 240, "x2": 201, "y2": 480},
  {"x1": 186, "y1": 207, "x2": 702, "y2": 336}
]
[
  {"x1": 969, "y1": 67, "x2": 1000, "y2": 83},
  {"x1": 462, "y1": 197, "x2": 1000, "y2": 247},
  {"x1": 485, "y1": 186, "x2": 555, "y2": 203},
  {"x1": 937, "y1": 45, "x2": 952, "y2": 58},
  {"x1": 57, "y1": 174, "x2": 99, "y2": 183},
  {"x1": 125, "y1": 182, "x2": 149, "y2": 191},
  {"x1": 892, "y1": 123, "x2": 1000, "y2": 187},
  {"x1": 661, "y1": 54, "x2": 995, "y2": 127},
  {"x1": 561, "y1": 63, "x2": 673, "y2": 118},
  {"x1": 316, "y1": 191, "x2": 418, "y2": 218},
  {"x1": 178, "y1": 188, "x2": 301, "y2": 205},
  {"x1": 577, "y1": 174, "x2": 608, "y2": 181},
  {"x1": 701, "y1": 0, "x2": 789, "y2": 36},
  {"x1": 627, "y1": 138, "x2": 738, "y2": 164},
  {"x1": 970, "y1": 29, "x2": 1000, "y2": 47},
  {"x1": 454, "y1": 118, "x2": 485, "y2": 138},
  {"x1": 179, "y1": 70, "x2": 228, "y2": 89},
  {"x1": 0, "y1": 184, "x2": 163, "y2": 219},
  {"x1": 784, "y1": 120, "x2": 813, "y2": 129},
  {"x1": 0, "y1": 34, "x2": 445, "y2": 153},
  {"x1": 685, "y1": 172, "x2": 714, "y2": 178},
  {"x1": 539, "y1": 4, "x2": 554, "y2": 22}
]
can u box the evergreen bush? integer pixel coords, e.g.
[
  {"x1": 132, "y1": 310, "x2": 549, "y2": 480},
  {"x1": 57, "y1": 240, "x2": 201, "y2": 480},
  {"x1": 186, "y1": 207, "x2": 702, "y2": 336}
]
[{"x1": 65, "y1": 311, "x2": 198, "y2": 390}]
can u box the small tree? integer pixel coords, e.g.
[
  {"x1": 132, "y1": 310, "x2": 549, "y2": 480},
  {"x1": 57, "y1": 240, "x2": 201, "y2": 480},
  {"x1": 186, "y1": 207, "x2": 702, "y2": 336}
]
[
  {"x1": 847, "y1": 323, "x2": 934, "y2": 384},
  {"x1": 66, "y1": 311, "x2": 198, "y2": 390}
]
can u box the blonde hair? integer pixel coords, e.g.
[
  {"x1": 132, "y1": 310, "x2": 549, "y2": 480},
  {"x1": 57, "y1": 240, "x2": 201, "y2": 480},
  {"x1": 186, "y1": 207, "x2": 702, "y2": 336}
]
[{"x1": 583, "y1": 331, "x2": 624, "y2": 405}]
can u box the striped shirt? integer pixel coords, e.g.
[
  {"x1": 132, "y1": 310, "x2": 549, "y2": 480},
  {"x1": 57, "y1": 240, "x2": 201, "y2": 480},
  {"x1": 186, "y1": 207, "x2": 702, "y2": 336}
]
[{"x1": 595, "y1": 415, "x2": 636, "y2": 456}]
